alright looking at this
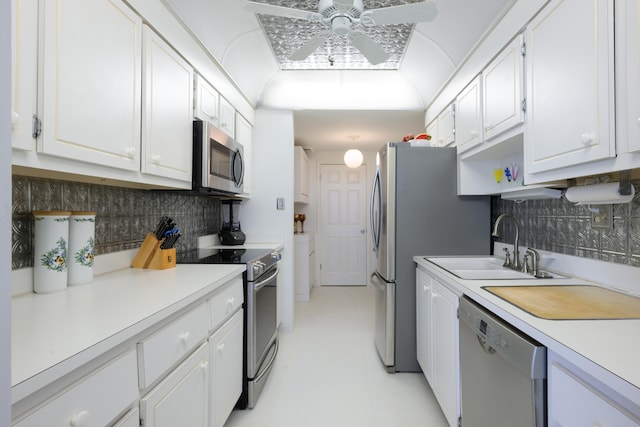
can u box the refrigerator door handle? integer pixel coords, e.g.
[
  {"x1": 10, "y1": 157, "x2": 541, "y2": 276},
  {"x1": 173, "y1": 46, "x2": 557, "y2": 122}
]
[{"x1": 370, "y1": 168, "x2": 382, "y2": 256}]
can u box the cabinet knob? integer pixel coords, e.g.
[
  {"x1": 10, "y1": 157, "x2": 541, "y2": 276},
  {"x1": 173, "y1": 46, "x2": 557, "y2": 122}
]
[
  {"x1": 151, "y1": 154, "x2": 162, "y2": 164},
  {"x1": 470, "y1": 130, "x2": 478, "y2": 138},
  {"x1": 226, "y1": 297, "x2": 235, "y2": 312},
  {"x1": 180, "y1": 331, "x2": 191, "y2": 343},
  {"x1": 70, "y1": 410, "x2": 90, "y2": 427},
  {"x1": 11, "y1": 111, "x2": 19, "y2": 128},
  {"x1": 217, "y1": 343, "x2": 225, "y2": 352},
  {"x1": 580, "y1": 133, "x2": 594, "y2": 145},
  {"x1": 124, "y1": 146, "x2": 136, "y2": 158},
  {"x1": 201, "y1": 361, "x2": 209, "y2": 371}
]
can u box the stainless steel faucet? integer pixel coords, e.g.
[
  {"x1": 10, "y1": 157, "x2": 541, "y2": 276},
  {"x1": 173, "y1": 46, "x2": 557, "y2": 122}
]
[{"x1": 491, "y1": 213, "x2": 520, "y2": 270}]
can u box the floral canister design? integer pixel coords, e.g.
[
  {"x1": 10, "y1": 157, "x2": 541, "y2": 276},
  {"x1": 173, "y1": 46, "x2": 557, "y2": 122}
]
[
  {"x1": 33, "y1": 210, "x2": 72, "y2": 293},
  {"x1": 68, "y1": 211, "x2": 96, "y2": 285}
]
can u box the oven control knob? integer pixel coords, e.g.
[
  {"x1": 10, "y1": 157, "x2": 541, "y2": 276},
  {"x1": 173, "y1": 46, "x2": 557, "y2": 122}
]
[
  {"x1": 253, "y1": 264, "x2": 262, "y2": 276},
  {"x1": 271, "y1": 251, "x2": 282, "y2": 261}
]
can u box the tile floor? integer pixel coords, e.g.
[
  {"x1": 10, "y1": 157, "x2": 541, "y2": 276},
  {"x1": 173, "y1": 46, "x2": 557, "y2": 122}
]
[{"x1": 224, "y1": 285, "x2": 449, "y2": 427}]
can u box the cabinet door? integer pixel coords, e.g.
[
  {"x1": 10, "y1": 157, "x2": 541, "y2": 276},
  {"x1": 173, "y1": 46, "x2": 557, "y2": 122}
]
[
  {"x1": 140, "y1": 343, "x2": 209, "y2": 427},
  {"x1": 142, "y1": 26, "x2": 194, "y2": 183},
  {"x1": 218, "y1": 97, "x2": 235, "y2": 138},
  {"x1": 415, "y1": 268, "x2": 432, "y2": 383},
  {"x1": 525, "y1": 0, "x2": 614, "y2": 173},
  {"x1": 432, "y1": 280, "x2": 460, "y2": 427},
  {"x1": 618, "y1": 0, "x2": 640, "y2": 154},
  {"x1": 11, "y1": 0, "x2": 38, "y2": 151},
  {"x1": 294, "y1": 146, "x2": 310, "y2": 203},
  {"x1": 549, "y1": 360, "x2": 640, "y2": 427},
  {"x1": 209, "y1": 311, "x2": 243, "y2": 427},
  {"x1": 437, "y1": 104, "x2": 455, "y2": 147},
  {"x1": 194, "y1": 74, "x2": 220, "y2": 126},
  {"x1": 40, "y1": 0, "x2": 142, "y2": 170},
  {"x1": 236, "y1": 113, "x2": 252, "y2": 196},
  {"x1": 455, "y1": 76, "x2": 483, "y2": 153},
  {"x1": 483, "y1": 34, "x2": 524, "y2": 141},
  {"x1": 426, "y1": 120, "x2": 438, "y2": 147}
]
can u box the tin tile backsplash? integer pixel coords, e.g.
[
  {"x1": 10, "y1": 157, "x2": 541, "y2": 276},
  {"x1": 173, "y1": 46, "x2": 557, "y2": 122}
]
[
  {"x1": 12, "y1": 176, "x2": 221, "y2": 270},
  {"x1": 492, "y1": 180, "x2": 640, "y2": 268}
]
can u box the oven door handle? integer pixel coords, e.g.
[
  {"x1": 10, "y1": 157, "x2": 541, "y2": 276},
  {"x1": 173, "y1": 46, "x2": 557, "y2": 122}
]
[
  {"x1": 253, "y1": 266, "x2": 280, "y2": 291},
  {"x1": 254, "y1": 338, "x2": 278, "y2": 383}
]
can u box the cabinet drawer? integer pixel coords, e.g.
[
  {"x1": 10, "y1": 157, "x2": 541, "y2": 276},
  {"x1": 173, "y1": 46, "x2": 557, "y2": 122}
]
[
  {"x1": 137, "y1": 302, "x2": 209, "y2": 389},
  {"x1": 209, "y1": 278, "x2": 243, "y2": 331},
  {"x1": 14, "y1": 350, "x2": 138, "y2": 427}
]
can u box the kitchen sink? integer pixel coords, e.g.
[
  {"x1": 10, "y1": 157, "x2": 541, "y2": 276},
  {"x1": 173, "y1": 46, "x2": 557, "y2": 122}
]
[{"x1": 425, "y1": 256, "x2": 566, "y2": 280}]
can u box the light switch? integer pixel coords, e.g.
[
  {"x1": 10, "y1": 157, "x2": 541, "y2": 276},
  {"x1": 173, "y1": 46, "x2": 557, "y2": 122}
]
[{"x1": 276, "y1": 198, "x2": 285, "y2": 210}]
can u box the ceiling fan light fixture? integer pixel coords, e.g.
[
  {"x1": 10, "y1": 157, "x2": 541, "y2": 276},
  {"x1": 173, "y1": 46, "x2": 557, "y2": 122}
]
[{"x1": 344, "y1": 149, "x2": 364, "y2": 168}]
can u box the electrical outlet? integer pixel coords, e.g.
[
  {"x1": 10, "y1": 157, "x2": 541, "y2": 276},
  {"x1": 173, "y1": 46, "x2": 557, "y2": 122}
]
[
  {"x1": 276, "y1": 198, "x2": 285, "y2": 210},
  {"x1": 591, "y1": 205, "x2": 613, "y2": 229}
]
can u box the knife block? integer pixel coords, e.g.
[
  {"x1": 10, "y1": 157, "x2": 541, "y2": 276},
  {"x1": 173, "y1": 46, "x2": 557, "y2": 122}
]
[{"x1": 131, "y1": 233, "x2": 176, "y2": 270}]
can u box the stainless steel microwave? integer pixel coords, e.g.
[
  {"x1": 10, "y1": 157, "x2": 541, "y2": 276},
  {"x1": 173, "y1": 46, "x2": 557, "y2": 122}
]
[{"x1": 193, "y1": 120, "x2": 244, "y2": 195}]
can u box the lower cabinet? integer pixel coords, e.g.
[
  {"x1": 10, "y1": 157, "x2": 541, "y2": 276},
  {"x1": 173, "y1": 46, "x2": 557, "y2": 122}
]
[
  {"x1": 140, "y1": 343, "x2": 210, "y2": 427},
  {"x1": 548, "y1": 351, "x2": 640, "y2": 427},
  {"x1": 294, "y1": 232, "x2": 315, "y2": 301},
  {"x1": 209, "y1": 310, "x2": 244, "y2": 427},
  {"x1": 13, "y1": 350, "x2": 139, "y2": 427},
  {"x1": 415, "y1": 266, "x2": 461, "y2": 427}
]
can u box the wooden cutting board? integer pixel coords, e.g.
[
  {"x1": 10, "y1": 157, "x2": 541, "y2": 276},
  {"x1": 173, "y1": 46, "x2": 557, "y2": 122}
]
[{"x1": 484, "y1": 285, "x2": 640, "y2": 320}]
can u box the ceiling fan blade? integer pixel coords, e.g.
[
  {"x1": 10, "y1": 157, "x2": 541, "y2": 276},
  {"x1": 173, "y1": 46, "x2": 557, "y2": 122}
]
[
  {"x1": 245, "y1": 1, "x2": 317, "y2": 21},
  {"x1": 289, "y1": 31, "x2": 331, "y2": 61},
  {"x1": 348, "y1": 31, "x2": 390, "y2": 65},
  {"x1": 364, "y1": 1, "x2": 438, "y2": 26}
]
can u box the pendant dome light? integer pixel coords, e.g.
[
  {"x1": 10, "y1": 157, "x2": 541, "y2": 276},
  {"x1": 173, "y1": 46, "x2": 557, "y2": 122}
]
[{"x1": 344, "y1": 135, "x2": 363, "y2": 168}]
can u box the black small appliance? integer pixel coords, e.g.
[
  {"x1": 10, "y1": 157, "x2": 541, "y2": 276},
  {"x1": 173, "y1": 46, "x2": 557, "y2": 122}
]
[{"x1": 219, "y1": 199, "x2": 246, "y2": 245}]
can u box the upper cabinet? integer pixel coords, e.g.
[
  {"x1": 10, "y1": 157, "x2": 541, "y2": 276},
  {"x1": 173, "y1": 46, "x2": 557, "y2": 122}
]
[
  {"x1": 482, "y1": 34, "x2": 525, "y2": 142},
  {"x1": 524, "y1": 0, "x2": 615, "y2": 175},
  {"x1": 11, "y1": 0, "x2": 38, "y2": 152},
  {"x1": 294, "y1": 146, "x2": 310, "y2": 204},
  {"x1": 235, "y1": 113, "x2": 253, "y2": 197},
  {"x1": 436, "y1": 104, "x2": 455, "y2": 147},
  {"x1": 455, "y1": 76, "x2": 483, "y2": 153},
  {"x1": 194, "y1": 74, "x2": 220, "y2": 127},
  {"x1": 39, "y1": 0, "x2": 143, "y2": 171},
  {"x1": 616, "y1": 0, "x2": 640, "y2": 155},
  {"x1": 219, "y1": 97, "x2": 236, "y2": 138},
  {"x1": 141, "y1": 26, "x2": 194, "y2": 182}
]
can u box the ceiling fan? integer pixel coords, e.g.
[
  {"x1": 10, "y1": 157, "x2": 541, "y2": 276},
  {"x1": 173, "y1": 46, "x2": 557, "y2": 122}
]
[{"x1": 245, "y1": 0, "x2": 438, "y2": 65}]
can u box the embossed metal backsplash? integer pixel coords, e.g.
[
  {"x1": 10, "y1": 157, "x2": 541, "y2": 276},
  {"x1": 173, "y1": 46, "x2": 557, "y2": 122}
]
[
  {"x1": 12, "y1": 176, "x2": 221, "y2": 270},
  {"x1": 491, "y1": 181, "x2": 640, "y2": 268}
]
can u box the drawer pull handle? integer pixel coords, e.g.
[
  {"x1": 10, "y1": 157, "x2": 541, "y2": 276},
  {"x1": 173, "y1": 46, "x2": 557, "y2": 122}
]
[
  {"x1": 226, "y1": 297, "x2": 235, "y2": 311},
  {"x1": 201, "y1": 361, "x2": 209, "y2": 371},
  {"x1": 70, "y1": 410, "x2": 90, "y2": 427},
  {"x1": 217, "y1": 343, "x2": 225, "y2": 352},
  {"x1": 180, "y1": 331, "x2": 191, "y2": 343}
]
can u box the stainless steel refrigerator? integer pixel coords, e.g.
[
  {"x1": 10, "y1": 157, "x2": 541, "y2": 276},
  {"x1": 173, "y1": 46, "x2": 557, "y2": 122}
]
[{"x1": 370, "y1": 143, "x2": 490, "y2": 372}]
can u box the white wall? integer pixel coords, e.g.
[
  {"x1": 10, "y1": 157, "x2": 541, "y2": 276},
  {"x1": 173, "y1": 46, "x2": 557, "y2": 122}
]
[
  {"x1": 2, "y1": 0, "x2": 11, "y2": 421},
  {"x1": 241, "y1": 109, "x2": 295, "y2": 332}
]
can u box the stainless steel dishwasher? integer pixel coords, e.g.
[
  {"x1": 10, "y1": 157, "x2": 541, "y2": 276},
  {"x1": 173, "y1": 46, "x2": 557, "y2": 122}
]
[{"x1": 458, "y1": 296, "x2": 547, "y2": 427}]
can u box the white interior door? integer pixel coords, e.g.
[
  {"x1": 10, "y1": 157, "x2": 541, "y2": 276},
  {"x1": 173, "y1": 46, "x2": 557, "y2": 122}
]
[{"x1": 319, "y1": 164, "x2": 367, "y2": 286}]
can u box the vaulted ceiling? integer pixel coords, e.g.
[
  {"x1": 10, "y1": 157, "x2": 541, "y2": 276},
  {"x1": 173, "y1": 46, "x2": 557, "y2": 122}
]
[{"x1": 164, "y1": 0, "x2": 515, "y2": 150}]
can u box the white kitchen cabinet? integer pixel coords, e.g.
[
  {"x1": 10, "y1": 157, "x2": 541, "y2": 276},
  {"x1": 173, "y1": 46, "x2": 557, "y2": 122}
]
[
  {"x1": 137, "y1": 302, "x2": 209, "y2": 389},
  {"x1": 426, "y1": 119, "x2": 438, "y2": 147},
  {"x1": 11, "y1": 0, "x2": 38, "y2": 151},
  {"x1": 209, "y1": 310, "x2": 243, "y2": 427},
  {"x1": 236, "y1": 113, "x2": 253, "y2": 197},
  {"x1": 140, "y1": 342, "x2": 210, "y2": 427},
  {"x1": 483, "y1": 34, "x2": 525, "y2": 142},
  {"x1": 524, "y1": 0, "x2": 614, "y2": 175},
  {"x1": 294, "y1": 232, "x2": 315, "y2": 301},
  {"x1": 617, "y1": 0, "x2": 640, "y2": 155},
  {"x1": 219, "y1": 96, "x2": 235, "y2": 138},
  {"x1": 142, "y1": 26, "x2": 194, "y2": 183},
  {"x1": 415, "y1": 266, "x2": 460, "y2": 427},
  {"x1": 294, "y1": 146, "x2": 310, "y2": 203},
  {"x1": 548, "y1": 351, "x2": 640, "y2": 427},
  {"x1": 194, "y1": 74, "x2": 220, "y2": 126},
  {"x1": 13, "y1": 350, "x2": 138, "y2": 427},
  {"x1": 38, "y1": 0, "x2": 143, "y2": 171},
  {"x1": 436, "y1": 104, "x2": 455, "y2": 147},
  {"x1": 455, "y1": 76, "x2": 483, "y2": 154},
  {"x1": 415, "y1": 267, "x2": 433, "y2": 384}
]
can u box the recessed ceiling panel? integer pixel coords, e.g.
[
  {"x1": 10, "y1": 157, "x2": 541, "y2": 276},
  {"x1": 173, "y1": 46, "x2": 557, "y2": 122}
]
[{"x1": 252, "y1": 0, "x2": 425, "y2": 70}]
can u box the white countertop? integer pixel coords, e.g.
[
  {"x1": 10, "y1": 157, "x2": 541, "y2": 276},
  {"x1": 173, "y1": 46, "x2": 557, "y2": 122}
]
[
  {"x1": 413, "y1": 255, "x2": 640, "y2": 406},
  {"x1": 11, "y1": 264, "x2": 245, "y2": 403}
]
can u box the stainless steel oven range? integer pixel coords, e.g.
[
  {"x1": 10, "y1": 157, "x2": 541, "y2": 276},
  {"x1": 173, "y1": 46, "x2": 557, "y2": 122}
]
[{"x1": 177, "y1": 247, "x2": 281, "y2": 409}]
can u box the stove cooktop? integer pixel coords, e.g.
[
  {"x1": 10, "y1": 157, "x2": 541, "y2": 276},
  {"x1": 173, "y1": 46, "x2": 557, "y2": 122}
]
[{"x1": 176, "y1": 248, "x2": 272, "y2": 265}]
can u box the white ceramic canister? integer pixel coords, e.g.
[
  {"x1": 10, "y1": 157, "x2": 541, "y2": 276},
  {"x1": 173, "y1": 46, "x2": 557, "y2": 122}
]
[
  {"x1": 32, "y1": 210, "x2": 72, "y2": 293},
  {"x1": 68, "y1": 211, "x2": 97, "y2": 285}
]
